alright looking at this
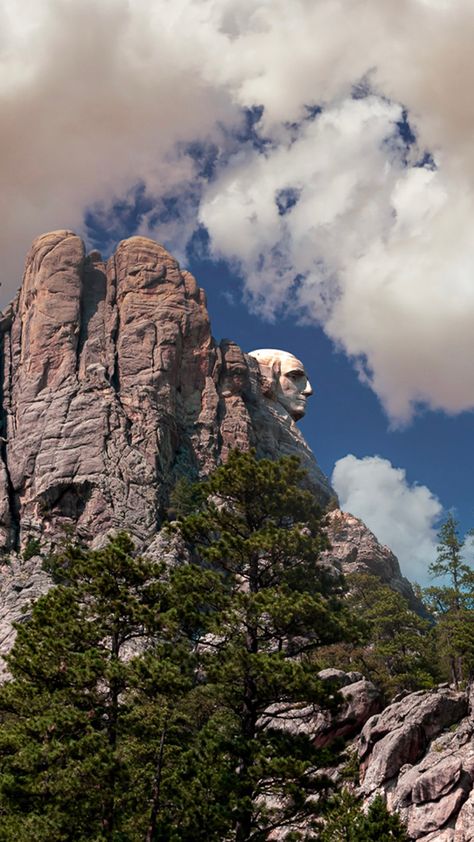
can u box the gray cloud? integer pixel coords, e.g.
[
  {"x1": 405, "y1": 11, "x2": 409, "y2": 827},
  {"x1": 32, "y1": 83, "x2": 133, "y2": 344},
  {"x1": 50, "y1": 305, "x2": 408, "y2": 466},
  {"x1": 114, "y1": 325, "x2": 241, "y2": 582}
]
[{"x1": 2, "y1": 0, "x2": 474, "y2": 422}]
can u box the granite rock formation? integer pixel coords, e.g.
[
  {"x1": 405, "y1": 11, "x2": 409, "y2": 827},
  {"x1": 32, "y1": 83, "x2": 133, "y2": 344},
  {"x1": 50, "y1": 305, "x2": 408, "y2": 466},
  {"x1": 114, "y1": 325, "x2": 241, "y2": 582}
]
[
  {"x1": 323, "y1": 509, "x2": 427, "y2": 615},
  {"x1": 0, "y1": 229, "x2": 425, "y2": 663},
  {"x1": 261, "y1": 668, "x2": 383, "y2": 749},
  {"x1": 265, "y1": 676, "x2": 474, "y2": 841},
  {"x1": 1, "y1": 231, "x2": 459, "y2": 840},
  {"x1": 0, "y1": 230, "x2": 332, "y2": 552},
  {"x1": 358, "y1": 685, "x2": 474, "y2": 840}
]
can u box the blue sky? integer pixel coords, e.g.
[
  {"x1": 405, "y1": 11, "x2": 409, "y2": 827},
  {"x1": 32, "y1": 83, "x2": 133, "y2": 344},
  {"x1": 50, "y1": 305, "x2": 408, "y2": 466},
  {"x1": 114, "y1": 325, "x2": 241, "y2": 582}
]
[
  {"x1": 82, "y1": 209, "x2": 474, "y2": 585},
  {"x1": 3, "y1": 0, "x2": 474, "y2": 583}
]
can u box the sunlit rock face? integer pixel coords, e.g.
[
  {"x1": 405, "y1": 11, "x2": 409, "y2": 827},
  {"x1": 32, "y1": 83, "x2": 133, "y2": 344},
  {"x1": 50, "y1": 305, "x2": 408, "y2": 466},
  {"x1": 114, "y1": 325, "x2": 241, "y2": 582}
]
[
  {"x1": 358, "y1": 685, "x2": 474, "y2": 842},
  {"x1": 247, "y1": 348, "x2": 313, "y2": 421},
  {"x1": 322, "y1": 509, "x2": 429, "y2": 617},
  {"x1": 0, "y1": 231, "x2": 333, "y2": 551}
]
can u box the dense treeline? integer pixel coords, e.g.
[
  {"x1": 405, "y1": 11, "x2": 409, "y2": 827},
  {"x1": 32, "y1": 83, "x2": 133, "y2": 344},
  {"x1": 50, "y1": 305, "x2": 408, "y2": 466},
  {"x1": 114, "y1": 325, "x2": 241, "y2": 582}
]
[
  {"x1": 0, "y1": 450, "x2": 440, "y2": 841},
  {"x1": 320, "y1": 513, "x2": 474, "y2": 700}
]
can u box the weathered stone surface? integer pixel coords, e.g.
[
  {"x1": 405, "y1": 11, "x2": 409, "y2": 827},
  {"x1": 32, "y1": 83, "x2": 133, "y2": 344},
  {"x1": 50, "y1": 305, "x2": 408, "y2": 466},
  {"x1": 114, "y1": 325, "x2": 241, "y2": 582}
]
[
  {"x1": 358, "y1": 686, "x2": 474, "y2": 840},
  {"x1": 0, "y1": 555, "x2": 52, "y2": 677},
  {"x1": 0, "y1": 231, "x2": 333, "y2": 552},
  {"x1": 0, "y1": 230, "x2": 429, "y2": 679},
  {"x1": 5, "y1": 232, "x2": 471, "y2": 841},
  {"x1": 323, "y1": 509, "x2": 428, "y2": 615},
  {"x1": 359, "y1": 688, "x2": 468, "y2": 787},
  {"x1": 405, "y1": 785, "x2": 470, "y2": 840},
  {"x1": 260, "y1": 672, "x2": 383, "y2": 748},
  {"x1": 313, "y1": 678, "x2": 384, "y2": 748},
  {"x1": 317, "y1": 667, "x2": 364, "y2": 686},
  {"x1": 455, "y1": 790, "x2": 474, "y2": 841}
]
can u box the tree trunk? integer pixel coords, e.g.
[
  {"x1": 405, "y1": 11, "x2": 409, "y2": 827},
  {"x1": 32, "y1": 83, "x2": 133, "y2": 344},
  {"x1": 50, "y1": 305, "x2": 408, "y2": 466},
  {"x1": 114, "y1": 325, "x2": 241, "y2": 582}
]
[
  {"x1": 145, "y1": 718, "x2": 169, "y2": 842},
  {"x1": 450, "y1": 654, "x2": 458, "y2": 688},
  {"x1": 103, "y1": 631, "x2": 120, "y2": 840},
  {"x1": 234, "y1": 663, "x2": 257, "y2": 841}
]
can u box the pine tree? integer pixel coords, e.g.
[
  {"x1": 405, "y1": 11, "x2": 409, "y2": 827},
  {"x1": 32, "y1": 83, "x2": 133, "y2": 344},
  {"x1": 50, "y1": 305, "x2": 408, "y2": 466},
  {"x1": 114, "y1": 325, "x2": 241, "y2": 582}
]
[
  {"x1": 423, "y1": 514, "x2": 474, "y2": 686},
  {"x1": 318, "y1": 573, "x2": 438, "y2": 700},
  {"x1": 0, "y1": 534, "x2": 226, "y2": 841},
  {"x1": 0, "y1": 452, "x2": 355, "y2": 841},
  {"x1": 177, "y1": 450, "x2": 353, "y2": 841}
]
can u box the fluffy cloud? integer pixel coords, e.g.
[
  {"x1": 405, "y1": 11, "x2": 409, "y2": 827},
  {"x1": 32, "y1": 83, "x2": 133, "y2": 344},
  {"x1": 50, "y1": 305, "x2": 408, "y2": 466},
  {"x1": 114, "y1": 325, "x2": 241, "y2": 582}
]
[
  {"x1": 332, "y1": 454, "x2": 443, "y2": 583},
  {"x1": 0, "y1": 0, "x2": 239, "y2": 285},
  {"x1": 2, "y1": 0, "x2": 474, "y2": 422}
]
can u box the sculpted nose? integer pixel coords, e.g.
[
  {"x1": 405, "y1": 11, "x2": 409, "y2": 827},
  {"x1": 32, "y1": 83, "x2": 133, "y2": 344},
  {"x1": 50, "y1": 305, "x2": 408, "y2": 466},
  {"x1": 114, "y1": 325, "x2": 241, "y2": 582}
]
[{"x1": 303, "y1": 379, "x2": 313, "y2": 397}]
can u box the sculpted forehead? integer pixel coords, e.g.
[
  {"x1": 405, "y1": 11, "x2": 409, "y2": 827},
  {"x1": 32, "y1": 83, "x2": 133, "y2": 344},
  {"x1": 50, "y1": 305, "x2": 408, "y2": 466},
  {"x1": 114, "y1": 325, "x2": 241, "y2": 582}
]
[
  {"x1": 248, "y1": 349, "x2": 306, "y2": 373},
  {"x1": 248, "y1": 348, "x2": 312, "y2": 421}
]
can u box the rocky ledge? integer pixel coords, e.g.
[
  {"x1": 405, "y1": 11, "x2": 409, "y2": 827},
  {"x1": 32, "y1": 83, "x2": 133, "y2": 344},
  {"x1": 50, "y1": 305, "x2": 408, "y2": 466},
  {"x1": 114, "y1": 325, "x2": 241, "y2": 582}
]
[{"x1": 358, "y1": 685, "x2": 474, "y2": 841}]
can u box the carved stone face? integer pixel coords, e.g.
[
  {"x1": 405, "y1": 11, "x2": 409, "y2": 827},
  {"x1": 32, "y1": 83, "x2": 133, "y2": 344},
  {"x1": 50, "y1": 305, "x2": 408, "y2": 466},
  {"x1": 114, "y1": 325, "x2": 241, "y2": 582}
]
[{"x1": 248, "y1": 349, "x2": 313, "y2": 420}]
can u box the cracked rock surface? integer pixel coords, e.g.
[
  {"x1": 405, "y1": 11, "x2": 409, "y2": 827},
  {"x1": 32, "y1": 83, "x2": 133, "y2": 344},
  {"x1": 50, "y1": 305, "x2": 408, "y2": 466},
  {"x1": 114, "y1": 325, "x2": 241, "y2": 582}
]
[
  {"x1": 359, "y1": 686, "x2": 474, "y2": 840},
  {"x1": 0, "y1": 230, "x2": 424, "y2": 669},
  {"x1": 0, "y1": 230, "x2": 332, "y2": 551},
  {"x1": 0, "y1": 231, "x2": 469, "y2": 840}
]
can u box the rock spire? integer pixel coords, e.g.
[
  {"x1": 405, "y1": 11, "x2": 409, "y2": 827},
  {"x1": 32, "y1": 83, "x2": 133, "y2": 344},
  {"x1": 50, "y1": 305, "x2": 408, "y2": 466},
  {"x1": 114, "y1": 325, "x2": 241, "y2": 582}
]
[{"x1": 0, "y1": 230, "x2": 332, "y2": 550}]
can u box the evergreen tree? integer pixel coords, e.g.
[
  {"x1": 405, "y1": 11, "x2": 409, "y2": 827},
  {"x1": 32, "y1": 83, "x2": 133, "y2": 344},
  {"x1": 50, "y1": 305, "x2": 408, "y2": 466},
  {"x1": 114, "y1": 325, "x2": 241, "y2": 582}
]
[
  {"x1": 0, "y1": 452, "x2": 355, "y2": 841},
  {"x1": 317, "y1": 791, "x2": 410, "y2": 842},
  {"x1": 423, "y1": 514, "x2": 474, "y2": 685},
  {"x1": 318, "y1": 574, "x2": 438, "y2": 700},
  {"x1": 177, "y1": 450, "x2": 353, "y2": 841},
  {"x1": 0, "y1": 534, "x2": 226, "y2": 841},
  {"x1": 166, "y1": 476, "x2": 205, "y2": 520}
]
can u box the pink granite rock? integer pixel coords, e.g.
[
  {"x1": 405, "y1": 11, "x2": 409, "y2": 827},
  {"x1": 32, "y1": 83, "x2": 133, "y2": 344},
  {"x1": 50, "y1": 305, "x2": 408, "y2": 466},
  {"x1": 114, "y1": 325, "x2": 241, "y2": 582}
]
[
  {"x1": 359, "y1": 688, "x2": 468, "y2": 788},
  {"x1": 0, "y1": 231, "x2": 333, "y2": 552},
  {"x1": 358, "y1": 686, "x2": 474, "y2": 840},
  {"x1": 323, "y1": 509, "x2": 426, "y2": 614},
  {"x1": 260, "y1": 672, "x2": 383, "y2": 749},
  {"x1": 455, "y1": 791, "x2": 474, "y2": 841}
]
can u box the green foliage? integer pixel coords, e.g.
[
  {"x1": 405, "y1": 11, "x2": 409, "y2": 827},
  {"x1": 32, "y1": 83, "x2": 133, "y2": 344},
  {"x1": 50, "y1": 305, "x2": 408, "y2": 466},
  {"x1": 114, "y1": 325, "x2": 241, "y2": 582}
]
[
  {"x1": 22, "y1": 536, "x2": 42, "y2": 561},
  {"x1": 424, "y1": 514, "x2": 474, "y2": 613},
  {"x1": 166, "y1": 476, "x2": 205, "y2": 520},
  {"x1": 0, "y1": 452, "x2": 358, "y2": 841},
  {"x1": 317, "y1": 790, "x2": 410, "y2": 842},
  {"x1": 318, "y1": 573, "x2": 438, "y2": 700},
  {"x1": 176, "y1": 450, "x2": 353, "y2": 839},
  {"x1": 422, "y1": 514, "x2": 474, "y2": 686},
  {"x1": 0, "y1": 534, "x2": 229, "y2": 841}
]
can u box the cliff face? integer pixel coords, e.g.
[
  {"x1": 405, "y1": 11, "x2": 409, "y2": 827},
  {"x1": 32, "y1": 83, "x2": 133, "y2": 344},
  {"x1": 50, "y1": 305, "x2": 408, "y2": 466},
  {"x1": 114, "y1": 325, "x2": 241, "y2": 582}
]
[
  {"x1": 0, "y1": 230, "x2": 332, "y2": 550},
  {"x1": 1, "y1": 231, "x2": 467, "y2": 839},
  {"x1": 358, "y1": 685, "x2": 474, "y2": 841},
  {"x1": 0, "y1": 227, "x2": 424, "y2": 654}
]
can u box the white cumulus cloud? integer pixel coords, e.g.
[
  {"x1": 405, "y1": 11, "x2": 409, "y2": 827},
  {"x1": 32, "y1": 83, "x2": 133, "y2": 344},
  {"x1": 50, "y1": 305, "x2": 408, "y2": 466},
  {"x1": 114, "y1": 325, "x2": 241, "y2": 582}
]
[
  {"x1": 2, "y1": 0, "x2": 474, "y2": 423},
  {"x1": 332, "y1": 454, "x2": 443, "y2": 583}
]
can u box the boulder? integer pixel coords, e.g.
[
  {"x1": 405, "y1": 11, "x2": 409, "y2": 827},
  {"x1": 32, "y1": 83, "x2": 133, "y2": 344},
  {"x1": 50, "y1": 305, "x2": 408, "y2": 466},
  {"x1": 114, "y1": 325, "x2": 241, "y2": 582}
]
[
  {"x1": 358, "y1": 685, "x2": 474, "y2": 840},
  {"x1": 260, "y1": 671, "x2": 383, "y2": 748}
]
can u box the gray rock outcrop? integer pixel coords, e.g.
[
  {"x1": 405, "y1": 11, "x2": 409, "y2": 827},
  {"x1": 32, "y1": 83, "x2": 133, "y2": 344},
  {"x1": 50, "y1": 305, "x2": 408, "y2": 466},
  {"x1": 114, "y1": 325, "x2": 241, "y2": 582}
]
[
  {"x1": 358, "y1": 686, "x2": 474, "y2": 840},
  {"x1": 323, "y1": 509, "x2": 428, "y2": 616},
  {"x1": 1, "y1": 231, "x2": 460, "y2": 841},
  {"x1": 0, "y1": 230, "x2": 332, "y2": 551},
  {"x1": 260, "y1": 669, "x2": 383, "y2": 749},
  {"x1": 0, "y1": 229, "x2": 426, "y2": 671}
]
